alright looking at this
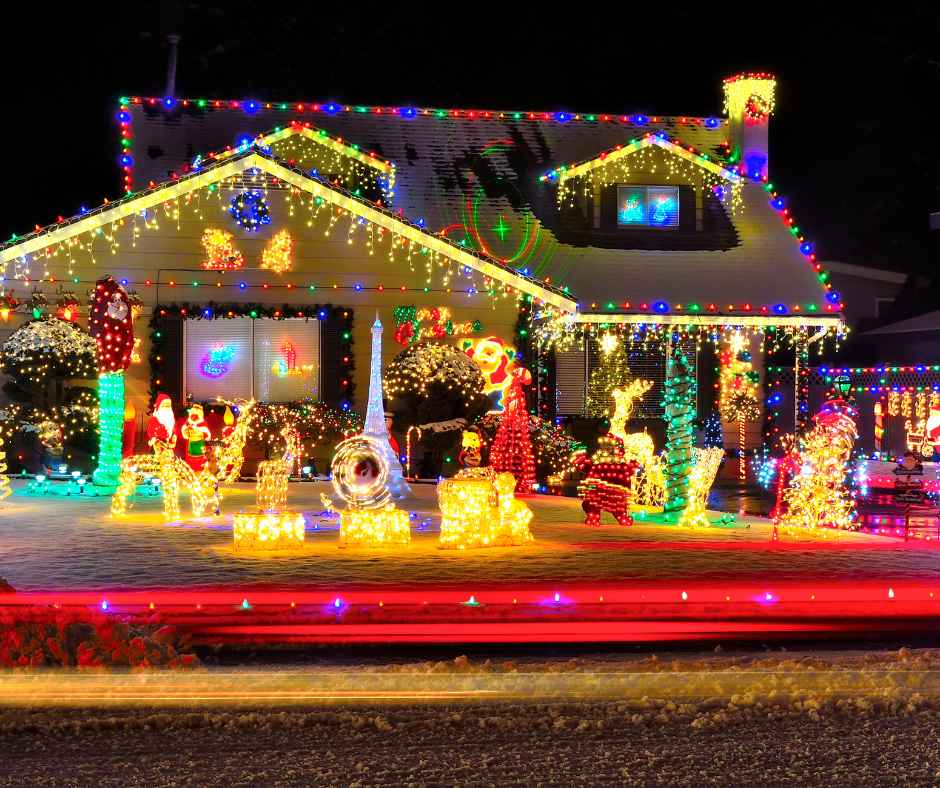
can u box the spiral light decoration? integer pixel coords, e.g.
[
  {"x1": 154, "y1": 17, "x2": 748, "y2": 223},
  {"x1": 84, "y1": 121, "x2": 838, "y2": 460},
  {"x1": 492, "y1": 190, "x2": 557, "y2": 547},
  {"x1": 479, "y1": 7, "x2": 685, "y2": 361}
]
[{"x1": 331, "y1": 435, "x2": 391, "y2": 511}]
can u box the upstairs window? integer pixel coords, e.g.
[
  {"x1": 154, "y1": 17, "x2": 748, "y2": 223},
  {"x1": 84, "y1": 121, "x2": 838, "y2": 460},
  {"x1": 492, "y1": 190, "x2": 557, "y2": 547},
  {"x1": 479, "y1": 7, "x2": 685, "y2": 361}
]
[{"x1": 617, "y1": 186, "x2": 680, "y2": 227}]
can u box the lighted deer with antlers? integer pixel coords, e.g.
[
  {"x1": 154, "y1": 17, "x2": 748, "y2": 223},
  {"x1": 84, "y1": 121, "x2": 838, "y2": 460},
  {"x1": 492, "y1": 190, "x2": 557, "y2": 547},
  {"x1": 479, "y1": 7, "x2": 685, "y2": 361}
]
[{"x1": 608, "y1": 380, "x2": 666, "y2": 508}]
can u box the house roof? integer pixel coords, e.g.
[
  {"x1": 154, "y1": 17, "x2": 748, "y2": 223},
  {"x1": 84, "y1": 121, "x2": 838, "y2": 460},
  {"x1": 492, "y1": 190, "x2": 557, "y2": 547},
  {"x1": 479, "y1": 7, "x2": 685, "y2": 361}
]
[
  {"x1": 540, "y1": 131, "x2": 741, "y2": 185},
  {"x1": 0, "y1": 148, "x2": 576, "y2": 313},
  {"x1": 119, "y1": 98, "x2": 842, "y2": 328},
  {"x1": 863, "y1": 310, "x2": 940, "y2": 335}
]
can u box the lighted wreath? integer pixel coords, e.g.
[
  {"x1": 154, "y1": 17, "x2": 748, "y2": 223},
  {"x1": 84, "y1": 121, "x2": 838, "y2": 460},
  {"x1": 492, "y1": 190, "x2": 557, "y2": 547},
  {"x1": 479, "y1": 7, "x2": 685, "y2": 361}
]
[{"x1": 229, "y1": 190, "x2": 271, "y2": 231}]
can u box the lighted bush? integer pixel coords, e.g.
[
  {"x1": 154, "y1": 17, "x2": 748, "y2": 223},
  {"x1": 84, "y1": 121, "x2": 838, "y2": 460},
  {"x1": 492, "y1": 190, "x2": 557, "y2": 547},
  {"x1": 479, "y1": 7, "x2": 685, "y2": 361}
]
[{"x1": 0, "y1": 607, "x2": 200, "y2": 669}]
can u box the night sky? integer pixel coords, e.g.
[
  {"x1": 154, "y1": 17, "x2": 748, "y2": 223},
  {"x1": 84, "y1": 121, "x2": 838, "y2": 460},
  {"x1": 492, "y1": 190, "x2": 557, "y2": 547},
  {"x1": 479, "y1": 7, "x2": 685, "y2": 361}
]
[{"x1": 6, "y1": 4, "x2": 939, "y2": 274}]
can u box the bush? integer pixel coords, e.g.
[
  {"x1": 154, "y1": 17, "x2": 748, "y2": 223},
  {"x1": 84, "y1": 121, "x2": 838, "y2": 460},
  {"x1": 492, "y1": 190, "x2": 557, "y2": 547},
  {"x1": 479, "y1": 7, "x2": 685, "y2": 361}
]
[{"x1": 0, "y1": 607, "x2": 200, "y2": 669}]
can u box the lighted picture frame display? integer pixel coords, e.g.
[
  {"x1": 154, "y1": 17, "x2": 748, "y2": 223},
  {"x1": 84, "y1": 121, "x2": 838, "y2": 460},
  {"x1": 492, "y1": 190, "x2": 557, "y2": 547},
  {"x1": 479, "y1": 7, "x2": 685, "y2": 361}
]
[
  {"x1": 184, "y1": 317, "x2": 321, "y2": 402},
  {"x1": 617, "y1": 185, "x2": 680, "y2": 227}
]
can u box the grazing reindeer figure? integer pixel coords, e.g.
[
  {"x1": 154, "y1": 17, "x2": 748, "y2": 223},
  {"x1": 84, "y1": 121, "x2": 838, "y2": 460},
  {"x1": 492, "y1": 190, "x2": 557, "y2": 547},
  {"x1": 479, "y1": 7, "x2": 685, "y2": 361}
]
[
  {"x1": 256, "y1": 427, "x2": 301, "y2": 511},
  {"x1": 111, "y1": 400, "x2": 255, "y2": 520},
  {"x1": 609, "y1": 380, "x2": 666, "y2": 508}
]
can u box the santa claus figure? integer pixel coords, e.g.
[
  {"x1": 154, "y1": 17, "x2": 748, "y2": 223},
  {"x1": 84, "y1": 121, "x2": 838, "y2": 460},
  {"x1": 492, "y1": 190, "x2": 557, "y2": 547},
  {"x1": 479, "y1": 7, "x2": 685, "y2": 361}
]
[
  {"x1": 181, "y1": 403, "x2": 212, "y2": 471},
  {"x1": 146, "y1": 394, "x2": 177, "y2": 449},
  {"x1": 925, "y1": 405, "x2": 940, "y2": 460}
]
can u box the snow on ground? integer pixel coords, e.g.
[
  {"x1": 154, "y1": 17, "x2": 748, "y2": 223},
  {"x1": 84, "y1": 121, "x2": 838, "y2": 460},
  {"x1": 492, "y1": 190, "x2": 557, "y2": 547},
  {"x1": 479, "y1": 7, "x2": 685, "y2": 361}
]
[
  {"x1": 4, "y1": 649, "x2": 940, "y2": 786},
  {"x1": 0, "y1": 479, "x2": 937, "y2": 591}
]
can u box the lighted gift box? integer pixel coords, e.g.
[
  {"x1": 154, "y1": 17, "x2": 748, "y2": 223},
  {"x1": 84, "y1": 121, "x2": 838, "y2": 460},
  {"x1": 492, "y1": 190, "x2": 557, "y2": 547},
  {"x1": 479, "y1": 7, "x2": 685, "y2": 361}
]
[
  {"x1": 232, "y1": 511, "x2": 305, "y2": 551},
  {"x1": 438, "y1": 468, "x2": 533, "y2": 549},
  {"x1": 339, "y1": 503, "x2": 411, "y2": 548}
]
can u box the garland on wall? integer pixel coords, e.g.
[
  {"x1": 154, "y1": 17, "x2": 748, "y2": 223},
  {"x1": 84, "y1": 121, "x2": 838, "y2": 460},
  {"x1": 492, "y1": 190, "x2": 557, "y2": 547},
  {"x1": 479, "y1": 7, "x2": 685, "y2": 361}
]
[{"x1": 148, "y1": 303, "x2": 355, "y2": 409}]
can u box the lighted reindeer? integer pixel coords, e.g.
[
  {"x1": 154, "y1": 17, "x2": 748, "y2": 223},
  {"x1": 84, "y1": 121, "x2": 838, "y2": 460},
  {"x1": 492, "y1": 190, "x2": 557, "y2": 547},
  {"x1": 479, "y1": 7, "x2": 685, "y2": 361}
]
[
  {"x1": 111, "y1": 400, "x2": 255, "y2": 520},
  {"x1": 608, "y1": 381, "x2": 666, "y2": 507},
  {"x1": 255, "y1": 426, "x2": 302, "y2": 511}
]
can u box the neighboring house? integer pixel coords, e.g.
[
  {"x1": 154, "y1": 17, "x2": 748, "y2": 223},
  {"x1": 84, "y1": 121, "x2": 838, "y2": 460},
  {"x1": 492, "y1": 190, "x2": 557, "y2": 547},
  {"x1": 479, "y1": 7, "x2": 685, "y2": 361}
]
[{"x1": 0, "y1": 73, "x2": 843, "y2": 452}]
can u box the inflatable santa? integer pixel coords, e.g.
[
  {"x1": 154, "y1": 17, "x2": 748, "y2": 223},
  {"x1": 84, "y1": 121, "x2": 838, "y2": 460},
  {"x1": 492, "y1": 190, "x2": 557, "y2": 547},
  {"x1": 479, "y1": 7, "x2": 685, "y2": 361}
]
[
  {"x1": 147, "y1": 394, "x2": 177, "y2": 449},
  {"x1": 181, "y1": 403, "x2": 212, "y2": 472}
]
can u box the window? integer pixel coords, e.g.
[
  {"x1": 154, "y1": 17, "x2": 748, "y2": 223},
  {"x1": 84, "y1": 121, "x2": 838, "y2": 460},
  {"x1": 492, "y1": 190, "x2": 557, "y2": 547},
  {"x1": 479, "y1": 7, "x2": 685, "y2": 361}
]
[
  {"x1": 617, "y1": 185, "x2": 680, "y2": 227},
  {"x1": 184, "y1": 318, "x2": 320, "y2": 403},
  {"x1": 555, "y1": 337, "x2": 698, "y2": 418}
]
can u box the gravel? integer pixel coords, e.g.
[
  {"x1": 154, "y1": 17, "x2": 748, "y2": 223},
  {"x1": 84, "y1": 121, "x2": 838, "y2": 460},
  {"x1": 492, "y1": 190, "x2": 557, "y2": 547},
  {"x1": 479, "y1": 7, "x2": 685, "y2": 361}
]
[{"x1": 1, "y1": 697, "x2": 938, "y2": 786}]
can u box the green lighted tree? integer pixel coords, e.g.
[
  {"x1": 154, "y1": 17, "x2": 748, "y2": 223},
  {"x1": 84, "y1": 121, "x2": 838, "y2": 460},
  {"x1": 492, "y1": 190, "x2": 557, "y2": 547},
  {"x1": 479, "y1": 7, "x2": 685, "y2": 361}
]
[
  {"x1": 663, "y1": 347, "x2": 696, "y2": 513},
  {"x1": 586, "y1": 332, "x2": 631, "y2": 418}
]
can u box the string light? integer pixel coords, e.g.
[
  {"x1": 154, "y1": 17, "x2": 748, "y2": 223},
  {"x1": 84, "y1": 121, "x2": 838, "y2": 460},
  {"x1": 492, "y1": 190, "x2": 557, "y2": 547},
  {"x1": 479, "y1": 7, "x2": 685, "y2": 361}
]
[
  {"x1": 663, "y1": 347, "x2": 696, "y2": 513},
  {"x1": 229, "y1": 190, "x2": 271, "y2": 231},
  {"x1": 585, "y1": 333, "x2": 631, "y2": 417},
  {"x1": 489, "y1": 368, "x2": 537, "y2": 492},
  {"x1": 676, "y1": 447, "x2": 724, "y2": 528},
  {"x1": 233, "y1": 511, "x2": 305, "y2": 551},
  {"x1": 0, "y1": 436, "x2": 11, "y2": 502},
  {"x1": 719, "y1": 333, "x2": 761, "y2": 482},
  {"x1": 574, "y1": 436, "x2": 639, "y2": 526},
  {"x1": 779, "y1": 399, "x2": 859, "y2": 533},
  {"x1": 256, "y1": 427, "x2": 301, "y2": 510},
  {"x1": 722, "y1": 73, "x2": 777, "y2": 120},
  {"x1": 201, "y1": 228, "x2": 245, "y2": 271},
  {"x1": 331, "y1": 435, "x2": 410, "y2": 547},
  {"x1": 260, "y1": 229, "x2": 294, "y2": 274},
  {"x1": 609, "y1": 382, "x2": 665, "y2": 508},
  {"x1": 0, "y1": 318, "x2": 97, "y2": 386},
  {"x1": 438, "y1": 468, "x2": 533, "y2": 549},
  {"x1": 384, "y1": 342, "x2": 486, "y2": 408},
  {"x1": 392, "y1": 305, "x2": 482, "y2": 347},
  {"x1": 89, "y1": 276, "x2": 134, "y2": 487},
  {"x1": 546, "y1": 132, "x2": 743, "y2": 216}
]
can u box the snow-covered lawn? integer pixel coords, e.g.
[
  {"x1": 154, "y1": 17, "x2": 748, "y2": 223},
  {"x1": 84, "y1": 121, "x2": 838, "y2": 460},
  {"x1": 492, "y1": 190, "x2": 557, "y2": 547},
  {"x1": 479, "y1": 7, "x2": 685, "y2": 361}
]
[{"x1": 0, "y1": 480, "x2": 936, "y2": 591}]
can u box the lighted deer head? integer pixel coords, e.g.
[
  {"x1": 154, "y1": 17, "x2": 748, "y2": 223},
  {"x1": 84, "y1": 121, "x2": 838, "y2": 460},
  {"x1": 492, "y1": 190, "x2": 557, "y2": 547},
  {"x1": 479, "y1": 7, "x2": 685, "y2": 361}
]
[{"x1": 609, "y1": 379, "x2": 654, "y2": 442}]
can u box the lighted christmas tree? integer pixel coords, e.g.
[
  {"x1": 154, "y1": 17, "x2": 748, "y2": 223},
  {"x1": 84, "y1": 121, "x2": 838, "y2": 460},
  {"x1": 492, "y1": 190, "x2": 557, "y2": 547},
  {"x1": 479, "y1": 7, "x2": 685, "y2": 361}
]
[
  {"x1": 490, "y1": 367, "x2": 537, "y2": 493},
  {"x1": 586, "y1": 332, "x2": 631, "y2": 418},
  {"x1": 779, "y1": 399, "x2": 858, "y2": 533},
  {"x1": 663, "y1": 347, "x2": 696, "y2": 513},
  {"x1": 719, "y1": 333, "x2": 760, "y2": 482},
  {"x1": 89, "y1": 276, "x2": 135, "y2": 487}
]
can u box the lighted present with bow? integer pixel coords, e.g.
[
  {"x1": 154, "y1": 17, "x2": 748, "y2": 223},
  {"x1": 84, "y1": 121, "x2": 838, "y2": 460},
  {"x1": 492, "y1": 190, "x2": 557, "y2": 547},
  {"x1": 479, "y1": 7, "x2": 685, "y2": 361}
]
[{"x1": 438, "y1": 467, "x2": 533, "y2": 549}]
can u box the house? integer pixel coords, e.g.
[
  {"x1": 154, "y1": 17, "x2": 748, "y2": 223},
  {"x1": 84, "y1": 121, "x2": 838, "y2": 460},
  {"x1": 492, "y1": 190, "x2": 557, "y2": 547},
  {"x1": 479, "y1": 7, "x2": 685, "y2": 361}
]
[{"x1": 0, "y1": 73, "x2": 844, "y2": 464}]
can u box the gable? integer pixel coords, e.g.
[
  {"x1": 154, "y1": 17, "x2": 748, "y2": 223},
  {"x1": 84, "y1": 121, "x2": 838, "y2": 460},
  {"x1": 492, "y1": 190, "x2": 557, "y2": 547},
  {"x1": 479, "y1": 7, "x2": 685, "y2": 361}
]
[{"x1": 0, "y1": 149, "x2": 576, "y2": 314}]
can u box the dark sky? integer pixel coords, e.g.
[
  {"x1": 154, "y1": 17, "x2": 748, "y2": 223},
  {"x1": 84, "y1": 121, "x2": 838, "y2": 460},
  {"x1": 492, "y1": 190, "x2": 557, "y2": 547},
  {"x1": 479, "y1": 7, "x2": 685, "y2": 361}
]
[{"x1": 6, "y1": 3, "x2": 940, "y2": 273}]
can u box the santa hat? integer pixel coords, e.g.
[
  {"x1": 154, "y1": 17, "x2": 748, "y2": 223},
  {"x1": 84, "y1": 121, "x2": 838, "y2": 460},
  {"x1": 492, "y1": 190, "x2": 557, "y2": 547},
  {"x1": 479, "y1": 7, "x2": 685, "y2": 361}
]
[{"x1": 154, "y1": 393, "x2": 172, "y2": 411}]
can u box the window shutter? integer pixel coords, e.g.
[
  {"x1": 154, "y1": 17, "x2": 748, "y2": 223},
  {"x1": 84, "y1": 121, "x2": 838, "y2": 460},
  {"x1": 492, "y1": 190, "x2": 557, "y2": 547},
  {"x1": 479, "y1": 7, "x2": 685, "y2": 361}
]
[
  {"x1": 320, "y1": 313, "x2": 344, "y2": 407},
  {"x1": 555, "y1": 340, "x2": 587, "y2": 416},
  {"x1": 153, "y1": 317, "x2": 184, "y2": 407}
]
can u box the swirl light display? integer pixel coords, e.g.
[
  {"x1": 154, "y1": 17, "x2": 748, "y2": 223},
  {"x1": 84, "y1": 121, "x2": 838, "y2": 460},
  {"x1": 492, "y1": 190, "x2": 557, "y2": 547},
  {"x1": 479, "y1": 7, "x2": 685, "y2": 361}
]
[
  {"x1": 331, "y1": 435, "x2": 410, "y2": 547},
  {"x1": 331, "y1": 435, "x2": 392, "y2": 510}
]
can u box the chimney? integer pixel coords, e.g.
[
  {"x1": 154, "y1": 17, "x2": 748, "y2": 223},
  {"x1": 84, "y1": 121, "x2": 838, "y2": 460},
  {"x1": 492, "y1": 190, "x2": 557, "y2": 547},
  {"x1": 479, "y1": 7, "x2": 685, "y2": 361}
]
[
  {"x1": 164, "y1": 34, "x2": 181, "y2": 98},
  {"x1": 722, "y1": 73, "x2": 776, "y2": 180}
]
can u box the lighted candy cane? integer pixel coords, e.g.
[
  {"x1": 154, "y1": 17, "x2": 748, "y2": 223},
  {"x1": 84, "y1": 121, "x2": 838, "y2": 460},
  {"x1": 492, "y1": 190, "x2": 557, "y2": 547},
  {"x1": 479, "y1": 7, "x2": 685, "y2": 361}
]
[{"x1": 405, "y1": 426, "x2": 422, "y2": 480}]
